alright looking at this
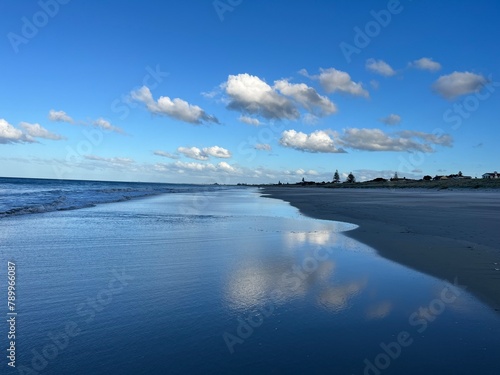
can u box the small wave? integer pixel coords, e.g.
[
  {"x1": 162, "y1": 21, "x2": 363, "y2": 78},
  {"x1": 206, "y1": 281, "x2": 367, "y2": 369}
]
[{"x1": 0, "y1": 178, "x2": 232, "y2": 218}]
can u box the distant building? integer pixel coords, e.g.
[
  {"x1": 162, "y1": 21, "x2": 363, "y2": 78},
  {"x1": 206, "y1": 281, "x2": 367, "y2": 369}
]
[{"x1": 482, "y1": 171, "x2": 499, "y2": 179}]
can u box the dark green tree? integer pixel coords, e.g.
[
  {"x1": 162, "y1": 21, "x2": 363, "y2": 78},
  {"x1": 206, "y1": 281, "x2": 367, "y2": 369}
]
[
  {"x1": 346, "y1": 172, "x2": 355, "y2": 183},
  {"x1": 333, "y1": 170, "x2": 340, "y2": 183}
]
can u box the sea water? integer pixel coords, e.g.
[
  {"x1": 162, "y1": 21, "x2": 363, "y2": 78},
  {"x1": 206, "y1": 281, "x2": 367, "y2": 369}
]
[{"x1": 0, "y1": 180, "x2": 499, "y2": 374}]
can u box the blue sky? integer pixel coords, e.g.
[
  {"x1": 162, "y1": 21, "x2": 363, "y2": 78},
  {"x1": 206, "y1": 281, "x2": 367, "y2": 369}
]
[{"x1": 1, "y1": 0, "x2": 499, "y2": 183}]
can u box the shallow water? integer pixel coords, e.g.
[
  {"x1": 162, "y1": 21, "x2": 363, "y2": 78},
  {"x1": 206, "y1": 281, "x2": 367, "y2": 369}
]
[{"x1": 1, "y1": 188, "x2": 499, "y2": 374}]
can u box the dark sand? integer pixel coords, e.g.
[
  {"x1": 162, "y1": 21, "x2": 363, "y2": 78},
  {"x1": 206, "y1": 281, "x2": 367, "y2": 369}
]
[{"x1": 262, "y1": 187, "x2": 500, "y2": 311}]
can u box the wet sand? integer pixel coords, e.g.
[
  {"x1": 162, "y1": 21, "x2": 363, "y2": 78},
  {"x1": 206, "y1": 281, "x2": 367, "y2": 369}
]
[{"x1": 262, "y1": 187, "x2": 500, "y2": 311}]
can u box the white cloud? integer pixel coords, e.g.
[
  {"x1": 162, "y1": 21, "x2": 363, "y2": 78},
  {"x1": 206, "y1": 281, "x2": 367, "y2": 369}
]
[
  {"x1": 130, "y1": 86, "x2": 219, "y2": 124},
  {"x1": 48, "y1": 110, "x2": 74, "y2": 123},
  {"x1": 203, "y1": 146, "x2": 231, "y2": 159},
  {"x1": 339, "y1": 128, "x2": 453, "y2": 152},
  {"x1": 279, "y1": 129, "x2": 345, "y2": 153},
  {"x1": 177, "y1": 145, "x2": 231, "y2": 160},
  {"x1": 274, "y1": 79, "x2": 337, "y2": 116},
  {"x1": 163, "y1": 160, "x2": 240, "y2": 175},
  {"x1": 93, "y1": 118, "x2": 125, "y2": 134},
  {"x1": 223, "y1": 73, "x2": 299, "y2": 120},
  {"x1": 153, "y1": 150, "x2": 179, "y2": 159},
  {"x1": 410, "y1": 57, "x2": 442, "y2": 72},
  {"x1": 217, "y1": 161, "x2": 236, "y2": 173},
  {"x1": 239, "y1": 115, "x2": 262, "y2": 126},
  {"x1": 254, "y1": 143, "x2": 272, "y2": 151},
  {"x1": 313, "y1": 68, "x2": 369, "y2": 97},
  {"x1": 379, "y1": 114, "x2": 401, "y2": 126},
  {"x1": 177, "y1": 146, "x2": 209, "y2": 161},
  {"x1": 0, "y1": 119, "x2": 34, "y2": 144},
  {"x1": 398, "y1": 130, "x2": 453, "y2": 146},
  {"x1": 432, "y1": 71, "x2": 488, "y2": 99},
  {"x1": 366, "y1": 59, "x2": 396, "y2": 77},
  {"x1": 19, "y1": 122, "x2": 65, "y2": 140}
]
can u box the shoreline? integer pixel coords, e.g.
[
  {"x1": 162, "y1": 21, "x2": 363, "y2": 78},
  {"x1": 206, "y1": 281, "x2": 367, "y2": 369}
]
[{"x1": 262, "y1": 187, "x2": 500, "y2": 312}]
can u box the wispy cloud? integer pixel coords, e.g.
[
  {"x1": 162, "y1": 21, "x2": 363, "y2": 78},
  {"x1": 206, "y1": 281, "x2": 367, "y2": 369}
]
[
  {"x1": 48, "y1": 109, "x2": 74, "y2": 123},
  {"x1": 130, "y1": 86, "x2": 219, "y2": 124},
  {"x1": 409, "y1": 57, "x2": 442, "y2": 72},
  {"x1": 19, "y1": 122, "x2": 65, "y2": 140},
  {"x1": 83, "y1": 155, "x2": 135, "y2": 167},
  {"x1": 279, "y1": 128, "x2": 453, "y2": 154},
  {"x1": 379, "y1": 114, "x2": 401, "y2": 126},
  {"x1": 153, "y1": 150, "x2": 179, "y2": 159},
  {"x1": 238, "y1": 115, "x2": 262, "y2": 126},
  {"x1": 340, "y1": 128, "x2": 453, "y2": 152},
  {"x1": 254, "y1": 143, "x2": 272, "y2": 151},
  {"x1": 93, "y1": 118, "x2": 126, "y2": 134},
  {"x1": 366, "y1": 59, "x2": 396, "y2": 77}
]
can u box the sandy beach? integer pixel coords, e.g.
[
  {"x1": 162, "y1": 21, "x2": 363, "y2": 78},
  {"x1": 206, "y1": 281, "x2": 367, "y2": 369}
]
[{"x1": 262, "y1": 187, "x2": 500, "y2": 311}]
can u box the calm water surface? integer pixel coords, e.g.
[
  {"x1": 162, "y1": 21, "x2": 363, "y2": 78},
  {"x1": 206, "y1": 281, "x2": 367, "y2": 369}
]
[{"x1": 1, "y1": 187, "x2": 499, "y2": 374}]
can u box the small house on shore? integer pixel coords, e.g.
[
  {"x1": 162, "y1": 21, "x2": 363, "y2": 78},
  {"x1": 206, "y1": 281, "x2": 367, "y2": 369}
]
[{"x1": 482, "y1": 171, "x2": 499, "y2": 179}]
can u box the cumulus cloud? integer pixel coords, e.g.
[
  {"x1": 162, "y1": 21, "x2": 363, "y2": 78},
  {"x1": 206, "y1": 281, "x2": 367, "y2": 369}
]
[
  {"x1": 203, "y1": 146, "x2": 231, "y2": 159},
  {"x1": 48, "y1": 110, "x2": 74, "y2": 123},
  {"x1": 93, "y1": 118, "x2": 125, "y2": 134},
  {"x1": 303, "y1": 68, "x2": 369, "y2": 98},
  {"x1": 130, "y1": 86, "x2": 219, "y2": 124},
  {"x1": 239, "y1": 115, "x2": 262, "y2": 126},
  {"x1": 432, "y1": 71, "x2": 488, "y2": 99},
  {"x1": 366, "y1": 59, "x2": 396, "y2": 77},
  {"x1": 280, "y1": 127, "x2": 453, "y2": 154},
  {"x1": 339, "y1": 128, "x2": 453, "y2": 152},
  {"x1": 223, "y1": 74, "x2": 299, "y2": 120},
  {"x1": 177, "y1": 146, "x2": 231, "y2": 160},
  {"x1": 279, "y1": 129, "x2": 345, "y2": 153},
  {"x1": 379, "y1": 114, "x2": 401, "y2": 126},
  {"x1": 153, "y1": 150, "x2": 179, "y2": 159},
  {"x1": 177, "y1": 146, "x2": 209, "y2": 161},
  {"x1": 217, "y1": 161, "x2": 236, "y2": 173},
  {"x1": 0, "y1": 119, "x2": 34, "y2": 144},
  {"x1": 274, "y1": 79, "x2": 337, "y2": 116},
  {"x1": 410, "y1": 57, "x2": 442, "y2": 72},
  {"x1": 254, "y1": 143, "x2": 272, "y2": 151},
  {"x1": 19, "y1": 122, "x2": 65, "y2": 140}
]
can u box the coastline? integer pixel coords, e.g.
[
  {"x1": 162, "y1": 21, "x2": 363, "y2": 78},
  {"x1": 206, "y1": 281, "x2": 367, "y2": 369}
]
[{"x1": 262, "y1": 187, "x2": 500, "y2": 312}]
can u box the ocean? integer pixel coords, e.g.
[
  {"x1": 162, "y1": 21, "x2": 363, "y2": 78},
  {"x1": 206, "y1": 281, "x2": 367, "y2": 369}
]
[{"x1": 1, "y1": 178, "x2": 499, "y2": 374}]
